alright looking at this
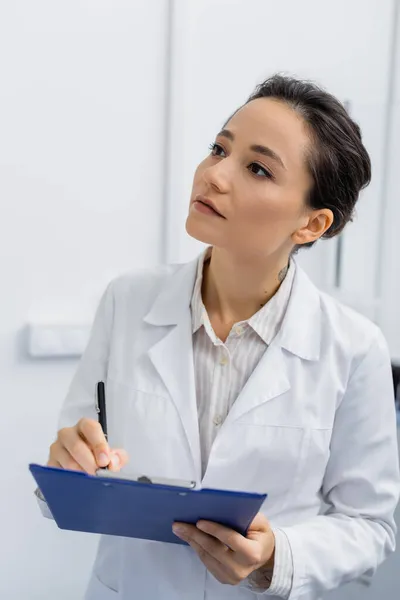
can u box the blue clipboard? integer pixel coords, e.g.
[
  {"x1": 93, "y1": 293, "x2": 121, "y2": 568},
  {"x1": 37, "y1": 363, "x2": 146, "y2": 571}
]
[{"x1": 30, "y1": 464, "x2": 267, "y2": 545}]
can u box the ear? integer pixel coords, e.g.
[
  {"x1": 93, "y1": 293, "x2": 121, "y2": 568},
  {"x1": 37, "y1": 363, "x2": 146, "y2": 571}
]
[{"x1": 292, "y1": 209, "x2": 334, "y2": 246}]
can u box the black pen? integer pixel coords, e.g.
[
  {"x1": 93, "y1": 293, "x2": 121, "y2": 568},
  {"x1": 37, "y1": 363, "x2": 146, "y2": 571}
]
[{"x1": 96, "y1": 381, "x2": 108, "y2": 441}]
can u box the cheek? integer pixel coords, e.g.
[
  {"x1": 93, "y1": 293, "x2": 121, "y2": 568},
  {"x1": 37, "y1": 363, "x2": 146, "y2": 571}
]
[
  {"x1": 231, "y1": 187, "x2": 304, "y2": 252},
  {"x1": 243, "y1": 188, "x2": 298, "y2": 228}
]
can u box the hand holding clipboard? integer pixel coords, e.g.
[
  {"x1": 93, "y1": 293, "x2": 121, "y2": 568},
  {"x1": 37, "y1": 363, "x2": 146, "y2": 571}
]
[{"x1": 31, "y1": 381, "x2": 267, "y2": 546}]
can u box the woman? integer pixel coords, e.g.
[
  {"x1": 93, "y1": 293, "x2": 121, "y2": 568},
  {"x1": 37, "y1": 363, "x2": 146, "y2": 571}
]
[{"x1": 39, "y1": 75, "x2": 399, "y2": 599}]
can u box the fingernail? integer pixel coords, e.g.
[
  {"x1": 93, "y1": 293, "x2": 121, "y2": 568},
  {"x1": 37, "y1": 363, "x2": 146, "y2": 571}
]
[
  {"x1": 98, "y1": 452, "x2": 109, "y2": 466},
  {"x1": 110, "y1": 454, "x2": 120, "y2": 469},
  {"x1": 173, "y1": 525, "x2": 186, "y2": 537}
]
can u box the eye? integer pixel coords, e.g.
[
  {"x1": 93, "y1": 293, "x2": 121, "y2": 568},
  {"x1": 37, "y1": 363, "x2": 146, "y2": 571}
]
[
  {"x1": 248, "y1": 162, "x2": 273, "y2": 179},
  {"x1": 208, "y1": 143, "x2": 226, "y2": 157}
]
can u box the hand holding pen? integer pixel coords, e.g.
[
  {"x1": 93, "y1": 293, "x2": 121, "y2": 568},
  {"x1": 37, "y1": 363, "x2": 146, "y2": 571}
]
[{"x1": 47, "y1": 381, "x2": 129, "y2": 475}]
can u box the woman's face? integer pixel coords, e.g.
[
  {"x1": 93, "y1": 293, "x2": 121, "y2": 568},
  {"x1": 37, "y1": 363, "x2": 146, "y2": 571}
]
[{"x1": 186, "y1": 97, "x2": 323, "y2": 260}]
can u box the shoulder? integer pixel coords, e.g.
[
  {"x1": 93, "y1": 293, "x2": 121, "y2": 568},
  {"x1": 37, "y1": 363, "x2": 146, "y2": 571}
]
[
  {"x1": 292, "y1": 264, "x2": 388, "y2": 371},
  {"x1": 317, "y1": 286, "x2": 388, "y2": 372},
  {"x1": 107, "y1": 261, "x2": 182, "y2": 302},
  {"x1": 319, "y1": 288, "x2": 380, "y2": 339},
  {"x1": 110, "y1": 262, "x2": 180, "y2": 295},
  {"x1": 103, "y1": 260, "x2": 194, "y2": 320}
]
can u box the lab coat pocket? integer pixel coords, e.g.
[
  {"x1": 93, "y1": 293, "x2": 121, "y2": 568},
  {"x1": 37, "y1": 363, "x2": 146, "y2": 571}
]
[
  {"x1": 297, "y1": 427, "x2": 332, "y2": 500},
  {"x1": 208, "y1": 423, "x2": 308, "y2": 513}
]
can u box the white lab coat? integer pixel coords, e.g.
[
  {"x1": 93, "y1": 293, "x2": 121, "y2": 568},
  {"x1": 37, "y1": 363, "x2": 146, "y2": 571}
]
[{"x1": 50, "y1": 255, "x2": 400, "y2": 600}]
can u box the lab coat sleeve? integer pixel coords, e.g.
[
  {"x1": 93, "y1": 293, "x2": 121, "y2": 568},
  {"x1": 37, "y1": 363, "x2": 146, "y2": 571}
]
[
  {"x1": 35, "y1": 280, "x2": 116, "y2": 517},
  {"x1": 57, "y1": 279, "x2": 116, "y2": 430},
  {"x1": 248, "y1": 527, "x2": 293, "y2": 597},
  {"x1": 280, "y1": 328, "x2": 400, "y2": 600}
]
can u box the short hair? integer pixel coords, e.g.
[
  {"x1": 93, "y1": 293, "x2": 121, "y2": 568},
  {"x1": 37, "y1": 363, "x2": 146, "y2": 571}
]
[{"x1": 243, "y1": 74, "x2": 372, "y2": 248}]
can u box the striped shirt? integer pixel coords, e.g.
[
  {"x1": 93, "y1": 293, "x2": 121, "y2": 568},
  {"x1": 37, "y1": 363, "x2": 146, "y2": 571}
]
[
  {"x1": 191, "y1": 246, "x2": 295, "y2": 477},
  {"x1": 190, "y1": 245, "x2": 295, "y2": 598}
]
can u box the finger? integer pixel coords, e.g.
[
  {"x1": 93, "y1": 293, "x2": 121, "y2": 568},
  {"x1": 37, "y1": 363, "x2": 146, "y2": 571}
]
[
  {"x1": 59, "y1": 428, "x2": 98, "y2": 474},
  {"x1": 64, "y1": 430, "x2": 97, "y2": 475},
  {"x1": 196, "y1": 521, "x2": 248, "y2": 554},
  {"x1": 48, "y1": 442, "x2": 69, "y2": 469},
  {"x1": 51, "y1": 446, "x2": 85, "y2": 472},
  {"x1": 246, "y1": 513, "x2": 271, "y2": 537},
  {"x1": 196, "y1": 520, "x2": 264, "y2": 567},
  {"x1": 77, "y1": 418, "x2": 110, "y2": 467},
  {"x1": 108, "y1": 448, "x2": 129, "y2": 472},
  {"x1": 174, "y1": 524, "x2": 236, "y2": 567},
  {"x1": 186, "y1": 538, "x2": 241, "y2": 586}
]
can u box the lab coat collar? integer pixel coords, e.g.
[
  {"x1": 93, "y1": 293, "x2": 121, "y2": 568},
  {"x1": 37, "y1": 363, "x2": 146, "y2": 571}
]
[
  {"x1": 277, "y1": 262, "x2": 322, "y2": 361},
  {"x1": 144, "y1": 253, "x2": 321, "y2": 362},
  {"x1": 143, "y1": 257, "x2": 199, "y2": 327},
  {"x1": 143, "y1": 253, "x2": 321, "y2": 480}
]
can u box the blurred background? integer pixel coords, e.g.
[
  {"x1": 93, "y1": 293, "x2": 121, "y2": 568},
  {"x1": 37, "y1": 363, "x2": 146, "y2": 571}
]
[{"x1": 1, "y1": 1, "x2": 399, "y2": 598}]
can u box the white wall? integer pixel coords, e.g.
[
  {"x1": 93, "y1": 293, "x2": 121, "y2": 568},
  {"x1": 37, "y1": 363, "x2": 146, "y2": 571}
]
[{"x1": 0, "y1": 2, "x2": 168, "y2": 598}]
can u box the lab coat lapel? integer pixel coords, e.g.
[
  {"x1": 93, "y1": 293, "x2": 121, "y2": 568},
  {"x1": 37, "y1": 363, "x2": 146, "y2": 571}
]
[
  {"x1": 143, "y1": 258, "x2": 202, "y2": 481},
  {"x1": 226, "y1": 263, "x2": 322, "y2": 423},
  {"x1": 225, "y1": 342, "x2": 290, "y2": 423},
  {"x1": 143, "y1": 258, "x2": 322, "y2": 473}
]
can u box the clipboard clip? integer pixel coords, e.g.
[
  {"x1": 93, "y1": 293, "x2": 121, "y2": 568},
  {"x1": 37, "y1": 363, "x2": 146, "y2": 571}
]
[
  {"x1": 137, "y1": 476, "x2": 153, "y2": 484},
  {"x1": 96, "y1": 469, "x2": 197, "y2": 489}
]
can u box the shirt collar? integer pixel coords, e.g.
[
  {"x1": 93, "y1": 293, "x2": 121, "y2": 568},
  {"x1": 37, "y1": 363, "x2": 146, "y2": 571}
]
[
  {"x1": 190, "y1": 246, "x2": 296, "y2": 345},
  {"x1": 191, "y1": 246, "x2": 213, "y2": 336}
]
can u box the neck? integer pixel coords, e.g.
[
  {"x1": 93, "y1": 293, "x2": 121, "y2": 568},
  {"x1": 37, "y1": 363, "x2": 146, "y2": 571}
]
[{"x1": 202, "y1": 247, "x2": 290, "y2": 326}]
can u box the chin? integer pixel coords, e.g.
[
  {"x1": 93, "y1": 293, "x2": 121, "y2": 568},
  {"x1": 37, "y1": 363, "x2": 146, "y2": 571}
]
[{"x1": 185, "y1": 213, "x2": 220, "y2": 247}]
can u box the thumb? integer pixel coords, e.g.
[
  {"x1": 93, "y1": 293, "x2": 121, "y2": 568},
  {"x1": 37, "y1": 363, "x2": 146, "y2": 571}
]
[
  {"x1": 108, "y1": 448, "x2": 129, "y2": 472},
  {"x1": 247, "y1": 513, "x2": 271, "y2": 536}
]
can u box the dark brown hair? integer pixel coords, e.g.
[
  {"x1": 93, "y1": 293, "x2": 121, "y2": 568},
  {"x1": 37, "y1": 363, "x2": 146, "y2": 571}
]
[{"x1": 244, "y1": 74, "x2": 372, "y2": 248}]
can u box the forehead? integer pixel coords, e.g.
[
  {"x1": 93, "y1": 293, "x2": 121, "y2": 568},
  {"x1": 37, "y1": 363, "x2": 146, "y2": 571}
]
[{"x1": 225, "y1": 97, "x2": 311, "y2": 171}]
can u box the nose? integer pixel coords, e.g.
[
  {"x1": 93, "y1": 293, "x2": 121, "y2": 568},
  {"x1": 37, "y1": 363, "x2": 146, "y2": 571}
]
[{"x1": 202, "y1": 158, "x2": 231, "y2": 194}]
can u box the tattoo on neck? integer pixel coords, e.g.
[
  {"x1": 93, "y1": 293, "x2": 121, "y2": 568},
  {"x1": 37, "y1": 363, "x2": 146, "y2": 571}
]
[{"x1": 278, "y1": 264, "x2": 289, "y2": 283}]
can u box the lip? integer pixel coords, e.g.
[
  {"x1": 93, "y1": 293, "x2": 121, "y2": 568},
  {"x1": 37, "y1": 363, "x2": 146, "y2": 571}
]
[{"x1": 194, "y1": 194, "x2": 225, "y2": 218}]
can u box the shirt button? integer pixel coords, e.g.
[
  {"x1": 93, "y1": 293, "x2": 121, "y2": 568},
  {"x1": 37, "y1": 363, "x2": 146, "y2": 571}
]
[
  {"x1": 213, "y1": 414, "x2": 223, "y2": 426},
  {"x1": 219, "y1": 355, "x2": 229, "y2": 366},
  {"x1": 234, "y1": 325, "x2": 245, "y2": 335}
]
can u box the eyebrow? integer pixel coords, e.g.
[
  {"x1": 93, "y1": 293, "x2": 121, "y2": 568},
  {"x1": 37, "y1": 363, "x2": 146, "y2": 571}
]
[{"x1": 217, "y1": 128, "x2": 286, "y2": 170}]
